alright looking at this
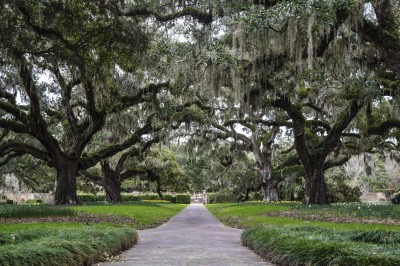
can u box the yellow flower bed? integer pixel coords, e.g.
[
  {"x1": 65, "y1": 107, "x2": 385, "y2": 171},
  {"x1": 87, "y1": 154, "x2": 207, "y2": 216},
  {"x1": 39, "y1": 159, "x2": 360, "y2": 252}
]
[
  {"x1": 142, "y1": 200, "x2": 171, "y2": 203},
  {"x1": 251, "y1": 200, "x2": 302, "y2": 204}
]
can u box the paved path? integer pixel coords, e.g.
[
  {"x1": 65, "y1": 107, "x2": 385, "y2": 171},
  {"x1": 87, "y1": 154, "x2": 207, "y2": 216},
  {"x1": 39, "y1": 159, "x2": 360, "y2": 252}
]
[{"x1": 100, "y1": 204, "x2": 272, "y2": 266}]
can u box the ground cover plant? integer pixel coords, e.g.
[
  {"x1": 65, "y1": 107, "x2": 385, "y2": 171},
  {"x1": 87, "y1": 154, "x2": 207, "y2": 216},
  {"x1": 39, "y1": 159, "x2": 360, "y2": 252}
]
[
  {"x1": 71, "y1": 203, "x2": 187, "y2": 229},
  {"x1": 0, "y1": 222, "x2": 136, "y2": 266},
  {"x1": 207, "y1": 203, "x2": 400, "y2": 265},
  {"x1": 288, "y1": 203, "x2": 400, "y2": 221},
  {"x1": 242, "y1": 226, "x2": 400, "y2": 266},
  {"x1": 0, "y1": 204, "x2": 77, "y2": 219}
]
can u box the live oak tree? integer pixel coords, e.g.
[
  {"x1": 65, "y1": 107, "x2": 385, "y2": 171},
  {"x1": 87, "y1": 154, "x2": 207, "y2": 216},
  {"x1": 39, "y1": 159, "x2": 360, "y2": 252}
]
[
  {"x1": 355, "y1": 0, "x2": 400, "y2": 173},
  {"x1": 90, "y1": 144, "x2": 189, "y2": 201},
  {"x1": 1, "y1": 0, "x2": 398, "y2": 206},
  {"x1": 184, "y1": 99, "x2": 297, "y2": 201},
  {"x1": 159, "y1": 0, "x2": 399, "y2": 204},
  {"x1": 81, "y1": 137, "x2": 160, "y2": 202},
  {"x1": 80, "y1": 97, "x2": 202, "y2": 202},
  {"x1": 178, "y1": 0, "x2": 386, "y2": 204},
  {"x1": 0, "y1": 0, "x2": 213, "y2": 204}
]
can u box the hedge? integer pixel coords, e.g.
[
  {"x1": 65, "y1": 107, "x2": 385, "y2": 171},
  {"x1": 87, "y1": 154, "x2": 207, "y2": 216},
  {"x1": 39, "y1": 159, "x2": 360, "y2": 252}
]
[
  {"x1": 120, "y1": 194, "x2": 140, "y2": 202},
  {"x1": 139, "y1": 194, "x2": 161, "y2": 201},
  {"x1": 77, "y1": 194, "x2": 106, "y2": 202},
  {"x1": 25, "y1": 199, "x2": 43, "y2": 204},
  {"x1": 392, "y1": 193, "x2": 400, "y2": 204},
  {"x1": 176, "y1": 194, "x2": 191, "y2": 204},
  {"x1": 77, "y1": 193, "x2": 191, "y2": 204},
  {"x1": 208, "y1": 189, "x2": 236, "y2": 203}
]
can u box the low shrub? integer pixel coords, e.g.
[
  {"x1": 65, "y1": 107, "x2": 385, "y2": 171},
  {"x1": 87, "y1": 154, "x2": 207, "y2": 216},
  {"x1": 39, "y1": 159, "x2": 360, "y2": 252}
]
[
  {"x1": 242, "y1": 226, "x2": 400, "y2": 266},
  {"x1": 392, "y1": 193, "x2": 400, "y2": 204},
  {"x1": 163, "y1": 194, "x2": 173, "y2": 202},
  {"x1": 170, "y1": 196, "x2": 177, "y2": 203},
  {"x1": 327, "y1": 183, "x2": 362, "y2": 203},
  {"x1": 80, "y1": 201, "x2": 160, "y2": 207},
  {"x1": 249, "y1": 192, "x2": 263, "y2": 201},
  {"x1": 25, "y1": 199, "x2": 43, "y2": 204},
  {"x1": 142, "y1": 200, "x2": 170, "y2": 203},
  {"x1": 208, "y1": 188, "x2": 236, "y2": 203},
  {"x1": 176, "y1": 194, "x2": 190, "y2": 204},
  {"x1": 120, "y1": 194, "x2": 140, "y2": 202},
  {"x1": 139, "y1": 194, "x2": 161, "y2": 201},
  {"x1": 77, "y1": 194, "x2": 106, "y2": 203},
  {"x1": 78, "y1": 193, "x2": 182, "y2": 203},
  {"x1": 348, "y1": 230, "x2": 400, "y2": 244}
]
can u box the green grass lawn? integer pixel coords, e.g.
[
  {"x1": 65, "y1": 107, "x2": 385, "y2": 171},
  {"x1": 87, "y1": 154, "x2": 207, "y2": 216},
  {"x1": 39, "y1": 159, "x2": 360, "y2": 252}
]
[
  {"x1": 206, "y1": 202, "x2": 400, "y2": 231},
  {"x1": 71, "y1": 203, "x2": 187, "y2": 229},
  {"x1": 207, "y1": 202, "x2": 400, "y2": 265}
]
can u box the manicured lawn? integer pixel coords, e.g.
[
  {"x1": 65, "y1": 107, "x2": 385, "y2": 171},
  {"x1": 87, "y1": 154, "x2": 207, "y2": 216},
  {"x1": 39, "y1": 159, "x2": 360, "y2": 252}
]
[
  {"x1": 206, "y1": 202, "x2": 400, "y2": 231},
  {"x1": 207, "y1": 202, "x2": 400, "y2": 265},
  {"x1": 0, "y1": 222, "x2": 136, "y2": 266},
  {"x1": 71, "y1": 203, "x2": 187, "y2": 229}
]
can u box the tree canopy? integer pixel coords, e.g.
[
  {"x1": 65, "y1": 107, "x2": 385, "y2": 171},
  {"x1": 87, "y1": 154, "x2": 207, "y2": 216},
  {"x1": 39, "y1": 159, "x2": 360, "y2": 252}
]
[{"x1": 0, "y1": 0, "x2": 399, "y2": 204}]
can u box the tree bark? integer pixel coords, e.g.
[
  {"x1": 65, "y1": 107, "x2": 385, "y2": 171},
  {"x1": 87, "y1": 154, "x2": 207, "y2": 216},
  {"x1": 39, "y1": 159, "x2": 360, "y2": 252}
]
[
  {"x1": 101, "y1": 163, "x2": 122, "y2": 202},
  {"x1": 103, "y1": 179, "x2": 122, "y2": 202},
  {"x1": 54, "y1": 159, "x2": 79, "y2": 204},
  {"x1": 303, "y1": 162, "x2": 329, "y2": 204},
  {"x1": 273, "y1": 97, "x2": 362, "y2": 205},
  {"x1": 237, "y1": 187, "x2": 252, "y2": 202},
  {"x1": 156, "y1": 177, "x2": 163, "y2": 200},
  {"x1": 259, "y1": 127, "x2": 279, "y2": 202},
  {"x1": 262, "y1": 180, "x2": 279, "y2": 202}
]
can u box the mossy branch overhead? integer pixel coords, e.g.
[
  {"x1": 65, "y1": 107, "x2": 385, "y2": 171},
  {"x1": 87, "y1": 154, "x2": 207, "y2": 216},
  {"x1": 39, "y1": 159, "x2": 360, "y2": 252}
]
[{"x1": 124, "y1": 6, "x2": 213, "y2": 24}]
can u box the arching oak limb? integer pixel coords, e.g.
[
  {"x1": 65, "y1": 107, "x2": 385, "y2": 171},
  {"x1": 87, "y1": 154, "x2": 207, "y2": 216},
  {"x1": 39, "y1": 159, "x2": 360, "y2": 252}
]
[{"x1": 272, "y1": 96, "x2": 363, "y2": 204}]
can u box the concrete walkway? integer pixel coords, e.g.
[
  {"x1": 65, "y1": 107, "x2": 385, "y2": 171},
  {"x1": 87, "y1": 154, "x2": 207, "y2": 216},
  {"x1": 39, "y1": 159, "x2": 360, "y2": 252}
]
[{"x1": 100, "y1": 204, "x2": 272, "y2": 266}]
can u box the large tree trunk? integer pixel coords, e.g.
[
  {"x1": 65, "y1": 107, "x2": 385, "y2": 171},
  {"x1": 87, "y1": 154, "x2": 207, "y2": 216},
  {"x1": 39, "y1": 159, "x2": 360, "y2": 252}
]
[
  {"x1": 237, "y1": 187, "x2": 252, "y2": 202},
  {"x1": 303, "y1": 163, "x2": 329, "y2": 204},
  {"x1": 156, "y1": 177, "x2": 163, "y2": 200},
  {"x1": 55, "y1": 159, "x2": 79, "y2": 205},
  {"x1": 262, "y1": 179, "x2": 279, "y2": 202},
  {"x1": 255, "y1": 127, "x2": 279, "y2": 202},
  {"x1": 260, "y1": 152, "x2": 279, "y2": 202},
  {"x1": 103, "y1": 174, "x2": 122, "y2": 203},
  {"x1": 101, "y1": 161, "x2": 122, "y2": 202}
]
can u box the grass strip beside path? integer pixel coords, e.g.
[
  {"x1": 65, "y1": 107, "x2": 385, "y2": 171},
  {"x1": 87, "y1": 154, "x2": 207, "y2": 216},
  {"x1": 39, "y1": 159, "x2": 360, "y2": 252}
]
[
  {"x1": 207, "y1": 203, "x2": 400, "y2": 266},
  {"x1": 0, "y1": 203, "x2": 187, "y2": 265},
  {"x1": 206, "y1": 203, "x2": 400, "y2": 231},
  {"x1": 0, "y1": 222, "x2": 136, "y2": 266},
  {"x1": 71, "y1": 203, "x2": 187, "y2": 229}
]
